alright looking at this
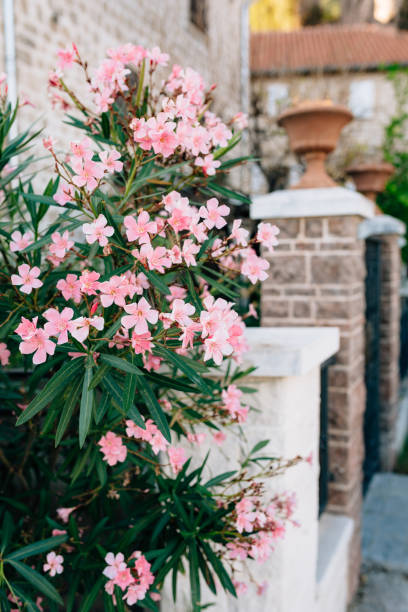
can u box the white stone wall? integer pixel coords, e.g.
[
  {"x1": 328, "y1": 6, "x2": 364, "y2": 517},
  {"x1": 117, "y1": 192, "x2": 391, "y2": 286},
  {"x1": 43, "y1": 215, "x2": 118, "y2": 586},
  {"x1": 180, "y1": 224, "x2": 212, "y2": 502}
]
[{"x1": 161, "y1": 327, "x2": 344, "y2": 612}]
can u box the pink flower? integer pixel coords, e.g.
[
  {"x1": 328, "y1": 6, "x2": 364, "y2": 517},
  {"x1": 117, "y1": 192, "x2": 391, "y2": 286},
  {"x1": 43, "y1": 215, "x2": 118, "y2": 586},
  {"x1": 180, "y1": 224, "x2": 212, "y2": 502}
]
[
  {"x1": 170, "y1": 299, "x2": 195, "y2": 327},
  {"x1": 103, "y1": 552, "x2": 126, "y2": 580},
  {"x1": 194, "y1": 154, "x2": 221, "y2": 176},
  {"x1": 99, "y1": 149, "x2": 123, "y2": 173},
  {"x1": 168, "y1": 446, "x2": 187, "y2": 475},
  {"x1": 57, "y1": 274, "x2": 81, "y2": 303},
  {"x1": 121, "y1": 297, "x2": 158, "y2": 333},
  {"x1": 56, "y1": 507, "x2": 75, "y2": 523},
  {"x1": 10, "y1": 230, "x2": 34, "y2": 252},
  {"x1": 166, "y1": 285, "x2": 187, "y2": 303},
  {"x1": 131, "y1": 332, "x2": 153, "y2": 355},
  {"x1": 124, "y1": 211, "x2": 157, "y2": 244},
  {"x1": 150, "y1": 123, "x2": 178, "y2": 158},
  {"x1": 213, "y1": 431, "x2": 226, "y2": 446},
  {"x1": 126, "y1": 418, "x2": 168, "y2": 454},
  {"x1": 49, "y1": 231, "x2": 74, "y2": 258},
  {"x1": 82, "y1": 214, "x2": 114, "y2": 247},
  {"x1": 256, "y1": 222, "x2": 279, "y2": 253},
  {"x1": 139, "y1": 244, "x2": 172, "y2": 273},
  {"x1": 19, "y1": 328, "x2": 55, "y2": 365},
  {"x1": 187, "y1": 432, "x2": 206, "y2": 445},
  {"x1": 71, "y1": 158, "x2": 104, "y2": 192},
  {"x1": 203, "y1": 330, "x2": 233, "y2": 365},
  {"x1": 71, "y1": 315, "x2": 104, "y2": 342},
  {"x1": 241, "y1": 252, "x2": 270, "y2": 284},
  {"x1": 147, "y1": 46, "x2": 169, "y2": 66},
  {"x1": 230, "y1": 219, "x2": 249, "y2": 247},
  {"x1": 15, "y1": 316, "x2": 38, "y2": 339},
  {"x1": 79, "y1": 270, "x2": 100, "y2": 295},
  {"x1": 70, "y1": 136, "x2": 93, "y2": 160},
  {"x1": 233, "y1": 581, "x2": 248, "y2": 597},
  {"x1": 43, "y1": 551, "x2": 64, "y2": 577},
  {"x1": 56, "y1": 46, "x2": 76, "y2": 70},
  {"x1": 182, "y1": 239, "x2": 200, "y2": 267},
  {"x1": 53, "y1": 180, "x2": 75, "y2": 206},
  {"x1": 44, "y1": 307, "x2": 75, "y2": 344},
  {"x1": 11, "y1": 264, "x2": 43, "y2": 294},
  {"x1": 98, "y1": 431, "x2": 127, "y2": 466},
  {"x1": 99, "y1": 276, "x2": 128, "y2": 307},
  {"x1": 232, "y1": 112, "x2": 248, "y2": 130},
  {"x1": 0, "y1": 342, "x2": 10, "y2": 366},
  {"x1": 199, "y1": 198, "x2": 230, "y2": 230},
  {"x1": 257, "y1": 581, "x2": 268, "y2": 596}
]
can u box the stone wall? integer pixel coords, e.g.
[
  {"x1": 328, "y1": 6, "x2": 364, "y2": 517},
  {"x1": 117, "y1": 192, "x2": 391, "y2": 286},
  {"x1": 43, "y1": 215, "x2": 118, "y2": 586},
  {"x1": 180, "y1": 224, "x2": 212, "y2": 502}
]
[
  {"x1": 252, "y1": 187, "x2": 375, "y2": 599},
  {"x1": 7, "y1": 0, "x2": 245, "y2": 138},
  {"x1": 250, "y1": 71, "x2": 396, "y2": 191}
]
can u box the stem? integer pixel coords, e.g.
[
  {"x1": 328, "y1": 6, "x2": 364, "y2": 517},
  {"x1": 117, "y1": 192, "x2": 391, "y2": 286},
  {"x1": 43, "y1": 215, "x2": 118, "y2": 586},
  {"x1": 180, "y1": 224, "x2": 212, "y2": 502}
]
[{"x1": 135, "y1": 59, "x2": 146, "y2": 108}]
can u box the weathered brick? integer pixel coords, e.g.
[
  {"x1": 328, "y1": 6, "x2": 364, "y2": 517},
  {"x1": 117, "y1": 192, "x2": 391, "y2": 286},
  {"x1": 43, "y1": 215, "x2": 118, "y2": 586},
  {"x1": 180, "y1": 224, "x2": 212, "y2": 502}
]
[{"x1": 311, "y1": 254, "x2": 365, "y2": 284}]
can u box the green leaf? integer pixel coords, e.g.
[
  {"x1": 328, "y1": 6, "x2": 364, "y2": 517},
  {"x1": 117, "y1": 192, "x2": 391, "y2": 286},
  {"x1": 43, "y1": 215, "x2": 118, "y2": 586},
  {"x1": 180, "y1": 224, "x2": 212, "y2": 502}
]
[
  {"x1": 7, "y1": 560, "x2": 63, "y2": 606},
  {"x1": 88, "y1": 363, "x2": 111, "y2": 390},
  {"x1": 1, "y1": 512, "x2": 13, "y2": 554},
  {"x1": 79, "y1": 576, "x2": 104, "y2": 612},
  {"x1": 79, "y1": 359, "x2": 94, "y2": 448},
  {"x1": 200, "y1": 541, "x2": 236, "y2": 597},
  {"x1": 139, "y1": 380, "x2": 171, "y2": 442},
  {"x1": 250, "y1": 439, "x2": 269, "y2": 455},
  {"x1": 189, "y1": 541, "x2": 201, "y2": 612},
  {"x1": 55, "y1": 384, "x2": 82, "y2": 446},
  {"x1": 7, "y1": 535, "x2": 68, "y2": 561},
  {"x1": 205, "y1": 471, "x2": 237, "y2": 488},
  {"x1": 143, "y1": 266, "x2": 171, "y2": 295},
  {"x1": 154, "y1": 345, "x2": 211, "y2": 394},
  {"x1": 99, "y1": 353, "x2": 143, "y2": 377},
  {"x1": 16, "y1": 359, "x2": 83, "y2": 425}
]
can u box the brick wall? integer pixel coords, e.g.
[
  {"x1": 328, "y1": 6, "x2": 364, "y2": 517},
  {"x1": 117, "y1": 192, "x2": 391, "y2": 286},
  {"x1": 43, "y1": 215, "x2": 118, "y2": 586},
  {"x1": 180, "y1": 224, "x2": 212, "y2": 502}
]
[{"x1": 261, "y1": 214, "x2": 367, "y2": 598}]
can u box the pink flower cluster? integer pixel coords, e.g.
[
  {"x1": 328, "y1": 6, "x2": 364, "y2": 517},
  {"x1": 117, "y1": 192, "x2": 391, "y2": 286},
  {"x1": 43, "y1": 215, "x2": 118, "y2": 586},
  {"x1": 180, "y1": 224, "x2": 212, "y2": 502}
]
[
  {"x1": 98, "y1": 431, "x2": 127, "y2": 466},
  {"x1": 126, "y1": 418, "x2": 169, "y2": 454},
  {"x1": 221, "y1": 385, "x2": 249, "y2": 424},
  {"x1": 103, "y1": 551, "x2": 155, "y2": 605},
  {"x1": 53, "y1": 136, "x2": 122, "y2": 204}
]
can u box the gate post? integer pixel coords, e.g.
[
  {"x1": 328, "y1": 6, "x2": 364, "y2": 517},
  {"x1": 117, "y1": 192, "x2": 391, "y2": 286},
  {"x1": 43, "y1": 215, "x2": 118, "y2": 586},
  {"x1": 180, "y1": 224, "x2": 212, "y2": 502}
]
[
  {"x1": 251, "y1": 186, "x2": 374, "y2": 598},
  {"x1": 358, "y1": 216, "x2": 405, "y2": 470}
]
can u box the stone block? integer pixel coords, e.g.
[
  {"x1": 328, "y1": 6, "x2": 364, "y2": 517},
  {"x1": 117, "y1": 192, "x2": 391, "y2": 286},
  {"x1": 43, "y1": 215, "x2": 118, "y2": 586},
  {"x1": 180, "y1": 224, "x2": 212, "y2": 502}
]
[
  {"x1": 267, "y1": 255, "x2": 307, "y2": 284},
  {"x1": 311, "y1": 254, "x2": 365, "y2": 284}
]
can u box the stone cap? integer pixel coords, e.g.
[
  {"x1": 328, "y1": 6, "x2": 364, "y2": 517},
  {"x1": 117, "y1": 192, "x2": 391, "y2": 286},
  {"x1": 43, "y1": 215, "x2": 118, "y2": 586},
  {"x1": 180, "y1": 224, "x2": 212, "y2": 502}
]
[
  {"x1": 243, "y1": 327, "x2": 340, "y2": 377},
  {"x1": 358, "y1": 215, "x2": 406, "y2": 240},
  {"x1": 250, "y1": 186, "x2": 375, "y2": 220}
]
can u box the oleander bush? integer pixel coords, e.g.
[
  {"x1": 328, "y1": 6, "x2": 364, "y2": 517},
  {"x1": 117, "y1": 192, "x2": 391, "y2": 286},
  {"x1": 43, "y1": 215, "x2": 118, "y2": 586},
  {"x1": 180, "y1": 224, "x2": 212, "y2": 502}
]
[{"x1": 0, "y1": 44, "x2": 299, "y2": 611}]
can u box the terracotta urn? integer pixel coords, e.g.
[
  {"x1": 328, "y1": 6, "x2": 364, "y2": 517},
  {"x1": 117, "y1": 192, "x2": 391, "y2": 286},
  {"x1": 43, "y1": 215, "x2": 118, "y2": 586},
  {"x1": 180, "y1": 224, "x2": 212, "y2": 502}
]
[
  {"x1": 346, "y1": 163, "x2": 394, "y2": 210},
  {"x1": 278, "y1": 101, "x2": 353, "y2": 189}
]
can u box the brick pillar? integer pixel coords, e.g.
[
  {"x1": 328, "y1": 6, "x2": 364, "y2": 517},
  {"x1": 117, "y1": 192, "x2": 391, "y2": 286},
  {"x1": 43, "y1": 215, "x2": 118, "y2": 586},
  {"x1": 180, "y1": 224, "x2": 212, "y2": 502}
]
[
  {"x1": 251, "y1": 187, "x2": 375, "y2": 599},
  {"x1": 358, "y1": 217, "x2": 405, "y2": 470}
]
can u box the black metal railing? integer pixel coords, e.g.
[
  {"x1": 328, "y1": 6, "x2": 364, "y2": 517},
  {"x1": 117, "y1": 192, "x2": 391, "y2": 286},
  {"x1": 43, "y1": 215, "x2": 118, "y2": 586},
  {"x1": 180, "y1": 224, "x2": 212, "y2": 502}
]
[
  {"x1": 363, "y1": 238, "x2": 382, "y2": 494},
  {"x1": 319, "y1": 357, "x2": 334, "y2": 516},
  {"x1": 400, "y1": 294, "x2": 408, "y2": 380}
]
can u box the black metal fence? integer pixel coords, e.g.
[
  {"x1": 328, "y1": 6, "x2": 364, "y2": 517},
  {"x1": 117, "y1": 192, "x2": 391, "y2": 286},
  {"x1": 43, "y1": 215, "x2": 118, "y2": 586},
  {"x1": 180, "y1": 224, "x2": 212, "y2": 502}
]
[
  {"x1": 400, "y1": 293, "x2": 408, "y2": 380},
  {"x1": 319, "y1": 357, "x2": 334, "y2": 516},
  {"x1": 363, "y1": 238, "x2": 382, "y2": 494}
]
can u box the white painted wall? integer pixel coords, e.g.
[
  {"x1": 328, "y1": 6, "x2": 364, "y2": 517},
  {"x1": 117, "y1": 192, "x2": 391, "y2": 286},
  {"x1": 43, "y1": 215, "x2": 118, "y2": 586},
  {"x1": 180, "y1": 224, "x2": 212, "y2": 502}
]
[{"x1": 161, "y1": 327, "x2": 352, "y2": 612}]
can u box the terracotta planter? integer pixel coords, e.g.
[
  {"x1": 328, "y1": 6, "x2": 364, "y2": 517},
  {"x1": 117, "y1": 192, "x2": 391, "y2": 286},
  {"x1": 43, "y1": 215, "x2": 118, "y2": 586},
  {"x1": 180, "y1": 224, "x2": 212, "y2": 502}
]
[
  {"x1": 347, "y1": 163, "x2": 394, "y2": 207},
  {"x1": 278, "y1": 102, "x2": 353, "y2": 189}
]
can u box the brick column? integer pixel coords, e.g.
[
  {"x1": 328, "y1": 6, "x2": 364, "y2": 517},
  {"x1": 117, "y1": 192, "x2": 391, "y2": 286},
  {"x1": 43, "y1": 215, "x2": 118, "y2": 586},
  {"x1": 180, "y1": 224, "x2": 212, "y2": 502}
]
[
  {"x1": 358, "y1": 216, "x2": 405, "y2": 470},
  {"x1": 251, "y1": 187, "x2": 375, "y2": 598}
]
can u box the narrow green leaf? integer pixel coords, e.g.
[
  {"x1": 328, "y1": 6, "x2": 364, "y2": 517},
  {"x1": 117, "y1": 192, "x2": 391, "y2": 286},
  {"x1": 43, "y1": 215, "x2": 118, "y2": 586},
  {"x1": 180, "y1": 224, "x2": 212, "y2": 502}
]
[
  {"x1": 189, "y1": 541, "x2": 201, "y2": 612},
  {"x1": 155, "y1": 345, "x2": 211, "y2": 394},
  {"x1": 250, "y1": 439, "x2": 270, "y2": 455},
  {"x1": 100, "y1": 353, "x2": 143, "y2": 377},
  {"x1": 55, "y1": 384, "x2": 82, "y2": 446},
  {"x1": 7, "y1": 560, "x2": 63, "y2": 605},
  {"x1": 79, "y1": 576, "x2": 104, "y2": 612},
  {"x1": 139, "y1": 380, "x2": 170, "y2": 442},
  {"x1": 79, "y1": 360, "x2": 94, "y2": 448},
  {"x1": 7, "y1": 535, "x2": 68, "y2": 561},
  {"x1": 205, "y1": 471, "x2": 237, "y2": 488},
  {"x1": 17, "y1": 359, "x2": 83, "y2": 425},
  {"x1": 143, "y1": 266, "x2": 170, "y2": 295},
  {"x1": 89, "y1": 363, "x2": 111, "y2": 390}
]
